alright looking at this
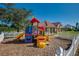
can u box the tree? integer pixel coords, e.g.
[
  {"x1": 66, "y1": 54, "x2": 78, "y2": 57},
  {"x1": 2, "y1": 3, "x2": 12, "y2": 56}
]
[
  {"x1": 3, "y1": 3, "x2": 15, "y2": 8},
  {"x1": 76, "y1": 22, "x2": 79, "y2": 31},
  {"x1": 0, "y1": 3, "x2": 32, "y2": 32}
]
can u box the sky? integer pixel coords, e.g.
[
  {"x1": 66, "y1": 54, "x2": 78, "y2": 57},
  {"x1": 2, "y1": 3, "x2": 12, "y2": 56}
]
[{"x1": 0, "y1": 3, "x2": 79, "y2": 26}]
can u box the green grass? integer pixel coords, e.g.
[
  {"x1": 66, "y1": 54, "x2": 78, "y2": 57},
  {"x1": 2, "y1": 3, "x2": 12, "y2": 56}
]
[{"x1": 57, "y1": 31, "x2": 79, "y2": 39}]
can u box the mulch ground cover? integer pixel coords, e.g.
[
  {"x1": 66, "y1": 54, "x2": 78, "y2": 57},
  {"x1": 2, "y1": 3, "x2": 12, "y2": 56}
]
[{"x1": 0, "y1": 37, "x2": 71, "y2": 56}]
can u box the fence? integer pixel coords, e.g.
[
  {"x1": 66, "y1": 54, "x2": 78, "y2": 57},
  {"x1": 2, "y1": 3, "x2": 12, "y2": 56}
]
[
  {"x1": 0, "y1": 32, "x2": 4, "y2": 43},
  {"x1": 0, "y1": 31, "x2": 24, "y2": 43},
  {"x1": 55, "y1": 35, "x2": 79, "y2": 56},
  {"x1": 4, "y1": 31, "x2": 24, "y2": 38}
]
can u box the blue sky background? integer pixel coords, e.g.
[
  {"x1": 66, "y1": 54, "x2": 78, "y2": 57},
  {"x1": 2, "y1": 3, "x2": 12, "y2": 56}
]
[{"x1": 0, "y1": 3, "x2": 79, "y2": 26}]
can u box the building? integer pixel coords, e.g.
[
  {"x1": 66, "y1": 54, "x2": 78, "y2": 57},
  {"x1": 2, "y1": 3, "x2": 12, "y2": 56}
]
[
  {"x1": 45, "y1": 21, "x2": 62, "y2": 35},
  {"x1": 52, "y1": 22, "x2": 62, "y2": 33},
  {"x1": 64, "y1": 24, "x2": 76, "y2": 31},
  {"x1": 44, "y1": 21, "x2": 55, "y2": 35}
]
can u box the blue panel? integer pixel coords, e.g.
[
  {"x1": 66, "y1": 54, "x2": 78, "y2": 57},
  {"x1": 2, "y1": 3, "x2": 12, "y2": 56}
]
[{"x1": 24, "y1": 25, "x2": 33, "y2": 43}]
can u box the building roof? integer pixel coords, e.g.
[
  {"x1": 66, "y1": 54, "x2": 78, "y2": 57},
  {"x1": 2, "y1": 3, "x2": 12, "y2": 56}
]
[
  {"x1": 52, "y1": 22, "x2": 62, "y2": 26},
  {"x1": 44, "y1": 21, "x2": 55, "y2": 27}
]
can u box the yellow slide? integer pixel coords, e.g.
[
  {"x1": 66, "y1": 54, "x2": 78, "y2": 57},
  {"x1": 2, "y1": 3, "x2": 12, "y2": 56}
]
[{"x1": 16, "y1": 33, "x2": 25, "y2": 39}]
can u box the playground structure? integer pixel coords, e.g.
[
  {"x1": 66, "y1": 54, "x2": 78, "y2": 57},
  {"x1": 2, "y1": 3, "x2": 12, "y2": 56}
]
[{"x1": 16, "y1": 17, "x2": 49, "y2": 48}]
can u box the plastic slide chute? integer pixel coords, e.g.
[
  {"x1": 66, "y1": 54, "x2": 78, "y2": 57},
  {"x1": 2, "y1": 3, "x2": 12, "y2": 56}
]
[{"x1": 16, "y1": 33, "x2": 24, "y2": 39}]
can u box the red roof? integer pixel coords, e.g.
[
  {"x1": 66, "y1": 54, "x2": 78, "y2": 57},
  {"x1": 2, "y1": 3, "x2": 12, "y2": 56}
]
[{"x1": 31, "y1": 18, "x2": 40, "y2": 23}]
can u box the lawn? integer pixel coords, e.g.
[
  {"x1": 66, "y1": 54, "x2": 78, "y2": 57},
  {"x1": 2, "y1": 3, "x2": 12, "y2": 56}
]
[{"x1": 57, "y1": 31, "x2": 79, "y2": 39}]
